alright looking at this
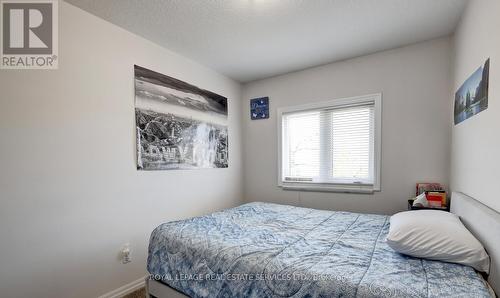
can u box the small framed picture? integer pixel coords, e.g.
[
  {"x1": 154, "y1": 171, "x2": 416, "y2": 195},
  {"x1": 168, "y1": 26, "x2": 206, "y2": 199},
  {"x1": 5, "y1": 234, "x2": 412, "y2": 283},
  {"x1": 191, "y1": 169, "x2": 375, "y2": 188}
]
[{"x1": 250, "y1": 97, "x2": 269, "y2": 120}]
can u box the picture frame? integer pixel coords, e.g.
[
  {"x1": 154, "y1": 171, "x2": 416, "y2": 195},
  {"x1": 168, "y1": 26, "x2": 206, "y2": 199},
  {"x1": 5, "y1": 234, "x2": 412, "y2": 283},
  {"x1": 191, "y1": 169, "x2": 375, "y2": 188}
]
[{"x1": 250, "y1": 97, "x2": 269, "y2": 120}]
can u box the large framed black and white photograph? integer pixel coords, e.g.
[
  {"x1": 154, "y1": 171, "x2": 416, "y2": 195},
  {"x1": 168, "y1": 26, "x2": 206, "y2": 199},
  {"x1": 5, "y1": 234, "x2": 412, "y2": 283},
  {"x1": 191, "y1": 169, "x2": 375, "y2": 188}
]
[{"x1": 134, "y1": 65, "x2": 228, "y2": 170}]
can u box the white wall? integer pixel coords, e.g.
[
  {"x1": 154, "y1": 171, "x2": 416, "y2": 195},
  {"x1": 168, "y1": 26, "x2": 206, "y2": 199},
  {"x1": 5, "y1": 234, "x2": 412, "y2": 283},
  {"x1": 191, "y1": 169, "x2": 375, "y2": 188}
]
[
  {"x1": 451, "y1": 0, "x2": 500, "y2": 213},
  {"x1": 0, "y1": 2, "x2": 243, "y2": 298},
  {"x1": 241, "y1": 38, "x2": 452, "y2": 215}
]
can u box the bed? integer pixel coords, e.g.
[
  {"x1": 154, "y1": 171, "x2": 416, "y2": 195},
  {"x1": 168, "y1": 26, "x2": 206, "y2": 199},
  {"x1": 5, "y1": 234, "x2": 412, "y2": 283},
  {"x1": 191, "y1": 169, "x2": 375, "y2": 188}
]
[{"x1": 147, "y1": 192, "x2": 498, "y2": 297}]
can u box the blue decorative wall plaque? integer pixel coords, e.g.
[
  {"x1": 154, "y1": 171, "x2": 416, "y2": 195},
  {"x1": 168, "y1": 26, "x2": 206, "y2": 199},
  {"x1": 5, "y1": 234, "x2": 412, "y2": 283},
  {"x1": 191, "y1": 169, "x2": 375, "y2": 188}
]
[{"x1": 250, "y1": 97, "x2": 269, "y2": 120}]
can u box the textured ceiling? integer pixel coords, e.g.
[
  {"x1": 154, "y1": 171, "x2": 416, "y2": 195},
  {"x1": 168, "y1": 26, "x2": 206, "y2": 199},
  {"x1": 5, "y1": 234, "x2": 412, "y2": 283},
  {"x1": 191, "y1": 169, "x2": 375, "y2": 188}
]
[{"x1": 66, "y1": 0, "x2": 468, "y2": 82}]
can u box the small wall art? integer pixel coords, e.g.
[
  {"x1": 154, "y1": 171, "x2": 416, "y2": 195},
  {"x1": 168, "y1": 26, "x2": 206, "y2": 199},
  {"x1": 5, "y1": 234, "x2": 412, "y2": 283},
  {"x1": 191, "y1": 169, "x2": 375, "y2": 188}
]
[
  {"x1": 454, "y1": 58, "x2": 489, "y2": 125},
  {"x1": 250, "y1": 97, "x2": 269, "y2": 120}
]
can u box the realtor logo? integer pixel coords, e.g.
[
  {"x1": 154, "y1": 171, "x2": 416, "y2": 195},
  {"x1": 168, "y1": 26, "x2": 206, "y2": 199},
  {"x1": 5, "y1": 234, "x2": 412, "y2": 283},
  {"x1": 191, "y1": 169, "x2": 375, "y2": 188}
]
[{"x1": 1, "y1": 0, "x2": 58, "y2": 69}]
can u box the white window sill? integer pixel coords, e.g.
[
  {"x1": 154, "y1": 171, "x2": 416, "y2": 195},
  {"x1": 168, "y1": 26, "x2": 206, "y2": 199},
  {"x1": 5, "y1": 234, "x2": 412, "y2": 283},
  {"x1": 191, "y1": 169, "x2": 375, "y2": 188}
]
[{"x1": 279, "y1": 183, "x2": 379, "y2": 194}]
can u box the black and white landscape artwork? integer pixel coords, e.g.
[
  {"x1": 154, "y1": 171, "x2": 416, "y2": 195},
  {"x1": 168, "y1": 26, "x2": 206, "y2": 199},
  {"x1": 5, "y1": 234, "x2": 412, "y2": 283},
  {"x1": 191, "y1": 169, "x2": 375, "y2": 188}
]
[{"x1": 134, "y1": 65, "x2": 228, "y2": 170}]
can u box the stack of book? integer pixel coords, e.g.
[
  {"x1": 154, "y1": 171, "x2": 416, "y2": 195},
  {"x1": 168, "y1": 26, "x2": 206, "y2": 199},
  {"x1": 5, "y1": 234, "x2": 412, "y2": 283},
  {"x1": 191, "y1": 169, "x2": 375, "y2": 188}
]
[
  {"x1": 426, "y1": 191, "x2": 447, "y2": 208},
  {"x1": 411, "y1": 183, "x2": 448, "y2": 210}
]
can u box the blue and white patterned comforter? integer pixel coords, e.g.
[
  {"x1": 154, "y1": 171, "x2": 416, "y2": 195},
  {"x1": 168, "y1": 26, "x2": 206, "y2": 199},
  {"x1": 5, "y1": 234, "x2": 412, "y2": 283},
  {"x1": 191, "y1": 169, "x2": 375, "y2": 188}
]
[{"x1": 147, "y1": 202, "x2": 491, "y2": 297}]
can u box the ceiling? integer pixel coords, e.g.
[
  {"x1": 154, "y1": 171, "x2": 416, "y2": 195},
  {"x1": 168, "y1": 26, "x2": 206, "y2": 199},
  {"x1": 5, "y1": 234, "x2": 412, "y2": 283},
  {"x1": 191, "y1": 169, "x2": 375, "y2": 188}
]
[{"x1": 66, "y1": 0, "x2": 468, "y2": 83}]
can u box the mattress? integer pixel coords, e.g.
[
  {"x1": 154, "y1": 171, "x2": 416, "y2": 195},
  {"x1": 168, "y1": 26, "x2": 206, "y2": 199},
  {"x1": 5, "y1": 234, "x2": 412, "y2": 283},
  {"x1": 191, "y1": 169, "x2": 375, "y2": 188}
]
[{"x1": 147, "y1": 202, "x2": 491, "y2": 297}]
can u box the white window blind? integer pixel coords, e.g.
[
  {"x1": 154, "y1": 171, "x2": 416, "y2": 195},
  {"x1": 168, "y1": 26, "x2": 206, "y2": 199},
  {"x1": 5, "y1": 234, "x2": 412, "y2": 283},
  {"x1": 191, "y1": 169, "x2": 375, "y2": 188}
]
[{"x1": 280, "y1": 96, "x2": 380, "y2": 191}]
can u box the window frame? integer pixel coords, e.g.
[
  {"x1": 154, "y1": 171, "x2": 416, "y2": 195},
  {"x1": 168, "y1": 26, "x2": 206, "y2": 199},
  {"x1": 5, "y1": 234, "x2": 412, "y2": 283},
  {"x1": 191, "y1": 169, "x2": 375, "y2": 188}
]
[{"x1": 277, "y1": 93, "x2": 382, "y2": 193}]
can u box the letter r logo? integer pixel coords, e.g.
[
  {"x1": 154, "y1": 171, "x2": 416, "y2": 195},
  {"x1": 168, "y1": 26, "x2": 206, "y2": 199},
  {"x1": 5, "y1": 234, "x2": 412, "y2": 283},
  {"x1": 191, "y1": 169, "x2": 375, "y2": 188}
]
[{"x1": 2, "y1": 2, "x2": 53, "y2": 54}]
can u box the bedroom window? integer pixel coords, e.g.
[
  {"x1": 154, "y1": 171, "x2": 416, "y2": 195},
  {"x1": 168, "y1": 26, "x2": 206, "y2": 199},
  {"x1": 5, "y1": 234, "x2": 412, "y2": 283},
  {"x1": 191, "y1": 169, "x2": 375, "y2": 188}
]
[{"x1": 278, "y1": 94, "x2": 381, "y2": 193}]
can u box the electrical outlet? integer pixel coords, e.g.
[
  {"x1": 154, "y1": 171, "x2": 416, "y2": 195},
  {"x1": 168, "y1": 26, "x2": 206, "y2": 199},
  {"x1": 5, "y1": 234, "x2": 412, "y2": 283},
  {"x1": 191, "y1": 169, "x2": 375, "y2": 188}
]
[{"x1": 121, "y1": 243, "x2": 131, "y2": 264}]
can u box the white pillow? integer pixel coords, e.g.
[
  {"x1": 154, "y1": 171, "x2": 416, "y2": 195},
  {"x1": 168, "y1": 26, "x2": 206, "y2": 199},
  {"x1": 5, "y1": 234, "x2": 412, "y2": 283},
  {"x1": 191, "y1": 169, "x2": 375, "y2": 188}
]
[{"x1": 387, "y1": 210, "x2": 490, "y2": 273}]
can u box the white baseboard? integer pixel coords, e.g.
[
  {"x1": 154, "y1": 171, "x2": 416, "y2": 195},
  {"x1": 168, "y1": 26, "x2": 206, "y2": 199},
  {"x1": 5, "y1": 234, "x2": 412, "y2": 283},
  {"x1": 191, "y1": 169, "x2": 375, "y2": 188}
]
[{"x1": 98, "y1": 275, "x2": 148, "y2": 298}]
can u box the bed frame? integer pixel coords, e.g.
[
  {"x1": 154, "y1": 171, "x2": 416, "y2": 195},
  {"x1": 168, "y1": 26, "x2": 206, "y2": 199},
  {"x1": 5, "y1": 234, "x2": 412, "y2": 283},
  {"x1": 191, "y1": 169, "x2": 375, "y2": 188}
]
[
  {"x1": 146, "y1": 277, "x2": 188, "y2": 298},
  {"x1": 450, "y1": 192, "x2": 500, "y2": 296},
  {"x1": 146, "y1": 192, "x2": 500, "y2": 297}
]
